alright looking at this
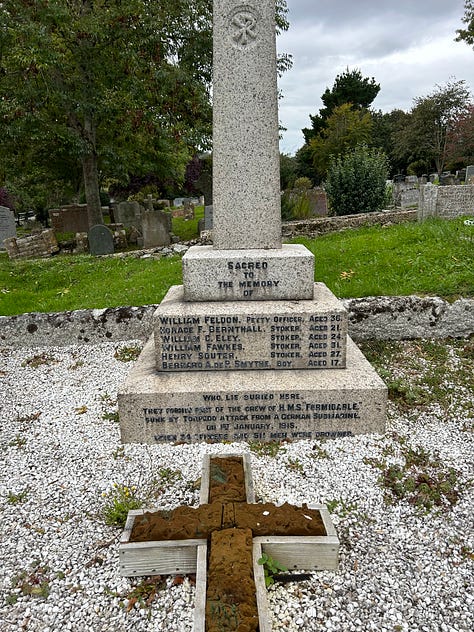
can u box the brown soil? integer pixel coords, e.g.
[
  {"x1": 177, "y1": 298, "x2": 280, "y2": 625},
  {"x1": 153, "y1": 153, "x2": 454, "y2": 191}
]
[
  {"x1": 206, "y1": 528, "x2": 258, "y2": 632},
  {"x1": 128, "y1": 455, "x2": 326, "y2": 631},
  {"x1": 209, "y1": 456, "x2": 247, "y2": 503}
]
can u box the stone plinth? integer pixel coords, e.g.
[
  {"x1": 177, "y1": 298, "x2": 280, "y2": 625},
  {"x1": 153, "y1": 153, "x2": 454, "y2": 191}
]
[
  {"x1": 212, "y1": 0, "x2": 281, "y2": 249},
  {"x1": 118, "y1": 336, "x2": 387, "y2": 445},
  {"x1": 155, "y1": 283, "x2": 347, "y2": 371},
  {"x1": 182, "y1": 244, "x2": 314, "y2": 302}
]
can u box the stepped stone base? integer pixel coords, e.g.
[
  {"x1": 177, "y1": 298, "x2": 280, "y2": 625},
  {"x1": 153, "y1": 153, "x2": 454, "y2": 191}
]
[
  {"x1": 118, "y1": 336, "x2": 387, "y2": 445},
  {"x1": 182, "y1": 244, "x2": 314, "y2": 301},
  {"x1": 155, "y1": 283, "x2": 348, "y2": 372}
]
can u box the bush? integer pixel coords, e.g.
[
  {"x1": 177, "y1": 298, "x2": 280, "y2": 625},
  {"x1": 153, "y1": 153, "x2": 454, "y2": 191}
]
[{"x1": 325, "y1": 145, "x2": 389, "y2": 216}]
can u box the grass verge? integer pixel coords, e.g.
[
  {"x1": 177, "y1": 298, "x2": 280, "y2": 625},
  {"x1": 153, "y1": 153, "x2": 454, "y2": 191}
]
[{"x1": 0, "y1": 217, "x2": 472, "y2": 316}]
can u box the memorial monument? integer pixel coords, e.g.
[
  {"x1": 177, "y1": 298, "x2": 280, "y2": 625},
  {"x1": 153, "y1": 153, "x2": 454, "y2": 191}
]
[{"x1": 118, "y1": 0, "x2": 387, "y2": 444}]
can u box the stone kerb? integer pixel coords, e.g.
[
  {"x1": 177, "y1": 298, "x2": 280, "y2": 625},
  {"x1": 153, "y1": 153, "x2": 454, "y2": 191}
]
[
  {"x1": 1, "y1": 296, "x2": 473, "y2": 349},
  {"x1": 3, "y1": 229, "x2": 59, "y2": 260}
]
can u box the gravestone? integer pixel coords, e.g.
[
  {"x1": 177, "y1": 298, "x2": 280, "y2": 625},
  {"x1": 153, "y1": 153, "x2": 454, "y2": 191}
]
[
  {"x1": 118, "y1": 0, "x2": 387, "y2": 444},
  {"x1": 466, "y1": 165, "x2": 474, "y2": 184},
  {"x1": 141, "y1": 209, "x2": 171, "y2": 248},
  {"x1": 0, "y1": 206, "x2": 16, "y2": 250},
  {"x1": 115, "y1": 201, "x2": 142, "y2": 230},
  {"x1": 88, "y1": 225, "x2": 114, "y2": 256},
  {"x1": 49, "y1": 204, "x2": 90, "y2": 233},
  {"x1": 204, "y1": 205, "x2": 214, "y2": 230}
]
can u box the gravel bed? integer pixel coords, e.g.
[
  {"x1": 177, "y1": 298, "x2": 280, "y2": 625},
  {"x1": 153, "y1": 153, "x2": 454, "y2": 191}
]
[{"x1": 0, "y1": 340, "x2": 473, "y2": 632}]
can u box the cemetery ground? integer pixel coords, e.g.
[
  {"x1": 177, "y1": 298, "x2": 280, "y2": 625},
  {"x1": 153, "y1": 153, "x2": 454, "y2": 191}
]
[
  {"x1": 0, "y1": 335, "x2": 472, "y2": 631},
  {"x1": 1, "y1": 217, "x2": 473, "y2": 317}
]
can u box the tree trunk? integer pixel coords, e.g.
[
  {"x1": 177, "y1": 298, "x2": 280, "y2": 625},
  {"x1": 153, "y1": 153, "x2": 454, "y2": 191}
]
[
  {"x1": 82, "y1": 151, "x2": 103, "y2": 227},
  {"x1": 82, "y1": 111, "x2": 103, "y2": 228}
]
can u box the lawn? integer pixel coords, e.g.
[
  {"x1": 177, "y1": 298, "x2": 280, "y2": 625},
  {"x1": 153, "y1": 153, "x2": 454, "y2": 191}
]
[{"x1": 0, "y1": 217, "x2": 472, "y2": 316}]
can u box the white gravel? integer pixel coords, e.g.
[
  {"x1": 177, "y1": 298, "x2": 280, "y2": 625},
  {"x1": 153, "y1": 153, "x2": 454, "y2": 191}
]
[{"x1": 0, "y1": 340, "x2": 473, "y2": 631}]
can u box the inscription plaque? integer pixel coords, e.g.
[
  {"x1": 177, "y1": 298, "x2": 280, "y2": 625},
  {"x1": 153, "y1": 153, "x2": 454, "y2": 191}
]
[{"x1": 155, "y1": 284, "x2": 347, "y2": 371}]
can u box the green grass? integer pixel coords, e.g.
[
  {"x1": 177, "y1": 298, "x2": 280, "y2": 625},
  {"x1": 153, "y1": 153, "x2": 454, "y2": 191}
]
[
  {"x1": 0, "y1": 254, "x2": 182, "y2": 315},
  {"x1": 0, "y1": 217, "x2": 472, "y2": 316},
  {"x1": 172, "y1": 205, "x2": 204, "y2": 241},
  {"x1": 293, "y1": 217, "x2": 473, "y2": 300}
]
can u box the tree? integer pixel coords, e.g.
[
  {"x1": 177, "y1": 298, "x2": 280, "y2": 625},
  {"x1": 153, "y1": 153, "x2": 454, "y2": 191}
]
[
  {"x1": 325, "y1": 145, "x2": 389, "y2": 216},
  {"x1": 456, "y1": 0, "x2": 474, "y2": 47},
  {"x1": 303, "y1": 68, "x2": 380, "y2": 142},
  {"x1": 371, "y1": 109, "x2": 412, "y2": 175},
  {"x1": 445, "y1": 105, "x2": 474, "y2": 168},
  {"x1": 309, "y1": 104, "x2": 373, "y2": 179},
  {"x1": 0, "y1": 0, "x2": 214, "y2": 226},
  {"x1": 280, "y1": 153, "x2": 297, "y2": 190},
  {"x1": 393, "y1": 80, "x2": 472, "y2": 175}
]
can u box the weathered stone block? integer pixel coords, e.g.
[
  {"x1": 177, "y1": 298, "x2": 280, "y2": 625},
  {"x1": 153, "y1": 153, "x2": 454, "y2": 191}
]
[
  {"x1": 154, "y1": 283, "x2": 347, "y2": 371},
  {"x1": 182, "y1": 244, "x2": 315, "y2": 302},
  {"x1": 118, "y1": 336, "x2": 387, "y2": 445}
]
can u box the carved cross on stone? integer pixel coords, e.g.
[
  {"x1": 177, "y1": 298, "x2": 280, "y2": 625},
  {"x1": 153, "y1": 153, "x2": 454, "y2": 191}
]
[{"x1": 120, "y1": 454, "x2": 339, "y2": 632}]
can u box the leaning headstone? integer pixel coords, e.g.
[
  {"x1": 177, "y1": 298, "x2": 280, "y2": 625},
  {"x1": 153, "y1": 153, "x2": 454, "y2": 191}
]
[
  {"x1": 88, "y1": 225, "x2": 114, "y2": 256},
  {"x1": 466, "y1": 165, "x2": 474, "y2": 184},
  {"x1": 141, "y1": 209, "x2": 171, "y2": 248},
  {"x1": 0, "y1": 206, "x2": 16, "y2": 250},
  {"x1": 119, "y1": 0, "x2": 387, "y2": 444}
]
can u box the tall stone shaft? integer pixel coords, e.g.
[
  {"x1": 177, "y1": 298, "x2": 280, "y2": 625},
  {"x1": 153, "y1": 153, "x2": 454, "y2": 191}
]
[{"x1": 212, "y1": 0, "x2": 282, "y2": 250}]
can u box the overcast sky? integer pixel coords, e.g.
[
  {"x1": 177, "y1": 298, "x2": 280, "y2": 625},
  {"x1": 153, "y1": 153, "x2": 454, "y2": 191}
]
[{"x1": 276, "y1": 0, "x2": 474, "y2": 155}]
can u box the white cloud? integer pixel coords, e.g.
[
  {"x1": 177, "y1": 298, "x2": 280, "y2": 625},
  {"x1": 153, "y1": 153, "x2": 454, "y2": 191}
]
[{"x1": 277, "y1": 0, "x2": 474, "y2": 154}]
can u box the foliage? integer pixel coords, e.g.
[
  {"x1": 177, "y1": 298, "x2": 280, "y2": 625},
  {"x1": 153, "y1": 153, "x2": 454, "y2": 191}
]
[
  {"x1": 280, "y1": 153, "x2": 297, "y2": 190},
  {"x1": 310, "y1": 105, "x2": 373, "y2": 179},
  {"x1": 303, "y1": 68, "x2": 380, "y2": 143},
  {"x1": 365, "y1": 439, "x2": 461, "y2": 512},
  {"x1": 9, "y1": 563, "x2": 51, "y2": 600},
  {"x1": 456, "y1": 0, "x2": 474, "y2": 47},
  {"x1": 325, "y1": 144, "x2": 389, "y2": 216},
  {"x1": 292, "y1": 217, "x2": 474, "y2": 300},
  {"x1": 445, "y1": 105, "x2": 474, "y2": 169},
  {"x1": 114, "y1": 345, "x2": 142, "y2": 363},
  {"x1": 0, "y1": 0, "x2": 214, "y2": 225},
  {"x1": 102, "y1": 483, "x2": 142, "y2": 527},
  {"x1": 248, "y1": 441, "x2": 285, "y2": 457},
  {"x1": 392, "y1": 80, "x2": 472, "y2": 174},
  {"x1": 258, "y1": 553, "x2": 288, "y2": 587}
]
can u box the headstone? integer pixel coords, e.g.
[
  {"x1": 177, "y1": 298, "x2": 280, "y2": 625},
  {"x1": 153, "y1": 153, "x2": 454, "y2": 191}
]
[
  {"x1": 466, "y1": 165, "x2": 474, "y2": 184},
  {"x1": 204, "y1": 205, "x2": 214, "y2": 230},
  {"x1": 114, "y1": 201, "x2": 142, "y2": 230},
  {"x1": 0, "y1": 206, "x2": 16, "y2": 250},
  {"x1": 118, "y1": 0, "x2": 386, "y2": 444},
  {"x1": 141, "y1": 209, "x2": 171, "y2": 248},
  {"x1": 48, "y1": 204, "x2": 90, "y2": 234},
  {"x1": 88, "y1": 224, "x2": 114, "y2": 256},
  {"x1": 173, "y1": 197, "x2": 185, "y2": 207}
]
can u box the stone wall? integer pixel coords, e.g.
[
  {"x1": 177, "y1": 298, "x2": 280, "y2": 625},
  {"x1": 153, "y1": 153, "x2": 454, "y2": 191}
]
[
  {"x1": 282, "y1": 209, "x2": 417, "y2": 238},
  {"x1": 3, "y1": 229, "x2": 59, "y2": 260},
  {"x1": 1, "y1": 295, "x2": 472, "y2": 348},
  {"x1": 418, "y1": 184, "x2": 474, "y2": 220}
]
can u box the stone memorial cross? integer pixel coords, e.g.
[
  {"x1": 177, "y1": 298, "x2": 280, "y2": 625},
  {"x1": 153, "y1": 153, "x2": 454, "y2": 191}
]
[{"x1": 213, "y1": 0, "x2": 281, "y2": 250}]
